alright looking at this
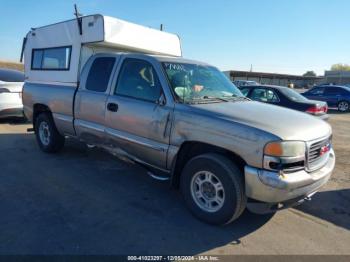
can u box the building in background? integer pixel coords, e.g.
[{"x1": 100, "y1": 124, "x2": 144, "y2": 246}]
[
  {"x1": 324, "y1": 71, "x2": 350, "y2": 85},
  {"x1": 224, "y1": 70, "x2": 324, "y2": 88}
]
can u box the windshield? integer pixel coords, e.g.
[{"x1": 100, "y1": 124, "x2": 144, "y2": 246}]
[
  {"x1": 280, "y1": 87, "x2": 309, "y2": 102},
  {"x1": 0, "y1": 69, "x2": 24, "y2": 82},
  {"x1": 162, "y1": 62, "x2": 244, "y2": 103}
]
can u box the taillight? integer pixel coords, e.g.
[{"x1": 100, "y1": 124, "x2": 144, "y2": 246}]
[
  {"x1": 0, "y1": 88, "x2": 10, "y2": 93},
  {"x1": 324, "y1": 105, "x2": 328, "y2": 113},
  {"x1": 306, "y1": 105, "x2": 324, "y2": 115}
]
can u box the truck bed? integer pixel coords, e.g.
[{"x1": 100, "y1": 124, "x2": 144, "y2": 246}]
[{"x1": 23, "y1": 82, "x2": 77, "y2": 136}]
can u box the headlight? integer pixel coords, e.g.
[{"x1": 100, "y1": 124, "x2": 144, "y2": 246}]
[
  {"x1": 263, "y1": 141, "x2": 306, "y2": 171},
  {"x1": 264, "y1": 141, "x2": 306, "y2": 157}
]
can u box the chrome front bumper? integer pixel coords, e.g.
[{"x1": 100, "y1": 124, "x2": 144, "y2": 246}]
[{"x1": 244, "y1": 149, "x2": 335, "y2": 204}]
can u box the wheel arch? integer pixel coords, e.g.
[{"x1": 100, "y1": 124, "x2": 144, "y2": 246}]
[
  {"x1": 170, "y1": 141, "x2": 247, "y2": 188},
  {"x1": 33, "y1": 103, "x2": 52, "y2": 127}
]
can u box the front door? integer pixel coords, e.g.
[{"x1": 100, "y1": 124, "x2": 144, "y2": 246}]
[{"x1": 105, "y1": 58, "x2": 172, "y2": 170}]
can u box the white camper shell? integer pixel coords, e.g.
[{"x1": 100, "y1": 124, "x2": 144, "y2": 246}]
[{"x1": 23, "y1": 14, "x2": 182, "y2": 85}]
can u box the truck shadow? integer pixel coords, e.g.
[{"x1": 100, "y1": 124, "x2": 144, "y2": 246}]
[
  {"x1": 294, "y1": 188, "x2": 350, "y2": 230},
  {"x1": 0, "y1": 133, "x2": 274, "y2": 255}
]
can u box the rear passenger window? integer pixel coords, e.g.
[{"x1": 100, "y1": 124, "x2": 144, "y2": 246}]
[
  {"x1": 86, "y1": 57, "x2": 115, "y2": 92},
  {"x1": 115, "y1": 59, "x2": 162, "y2": 102},
  {"x1": 310, "y1": 87, "x2": 324, "y2": 95}
]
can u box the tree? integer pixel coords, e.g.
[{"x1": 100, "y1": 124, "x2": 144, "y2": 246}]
[
  {"x1": 331, "y1": 63, "x2": 350, "y2": 71},
  {"x1": 303, "y1": 71, "x2": 317, "y2": 77}
]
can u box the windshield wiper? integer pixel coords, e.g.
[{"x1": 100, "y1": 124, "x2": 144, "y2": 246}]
[
  {"x1": 202, "y1": 96, "x2": 229, "y2": 102},
  {"x1": 186, "y1": 96, "x2": 229, "y2": 104},
  {"x1": 222, "y1": 94, "x2": 251, "y2": 101}
]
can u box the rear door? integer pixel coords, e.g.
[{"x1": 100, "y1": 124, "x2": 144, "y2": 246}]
[
  {"x1": 105, "y1": 57, "x2": 173, "y2": 170},
  {"x1": 74, "y1": 56, "x2": 117, "y2": 145}
]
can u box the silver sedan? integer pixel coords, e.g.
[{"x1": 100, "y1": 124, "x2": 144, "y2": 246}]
[{"x1": 0, "y1": 68, "x2": 24, "y2": 118}]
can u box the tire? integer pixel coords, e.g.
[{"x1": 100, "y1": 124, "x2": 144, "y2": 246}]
[
  {"x1": 180, "y1": 153, "x2": 246, "y2": 225},
  {"x1": 338, "y1": 101, "x2": 349, "y2": 112},
  {"x1": 35, "y1": 112, "x2": 65, "y2": 153}
]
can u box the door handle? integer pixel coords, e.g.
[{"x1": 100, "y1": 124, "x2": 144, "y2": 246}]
[{"x1": 107, "y1": 102, "x2": 118, "y2": 112}]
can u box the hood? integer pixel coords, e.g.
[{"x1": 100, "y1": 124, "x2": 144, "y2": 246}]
[{"x1": 191, "y1": 101, "x2": 331, "y2": 141}]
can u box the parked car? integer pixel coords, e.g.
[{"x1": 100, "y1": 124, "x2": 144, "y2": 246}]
[
  {"x1": 240, "y1": 85, "x2": 329, "y2": 120},
  {"x1": 233, "y1": 80, "x2": 259, "y2": 87},
  {"x1": 22, "y1": 14, "x2": 335, "y2": 225},
  {"x1": 302, "y1": 85, "x2": 350, "y2": 112},
  {"x1": 0, "y1": 68, "x2": 24, "y2": 118}
]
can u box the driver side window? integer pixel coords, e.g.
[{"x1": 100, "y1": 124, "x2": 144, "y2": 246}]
[
  {"x1": 251, "y1": 88, "x2": 268, "y2": 102},
  {"x1": 115, "y1": 59, "x2": 162, "y2": 102},
  {"x1": 251, "y1": 88, "x2": 279, "y2": 102}
]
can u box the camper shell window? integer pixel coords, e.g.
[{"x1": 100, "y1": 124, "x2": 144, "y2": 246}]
[{"x1": 31, "y1": 46, "x2": 72, "y2": 70}]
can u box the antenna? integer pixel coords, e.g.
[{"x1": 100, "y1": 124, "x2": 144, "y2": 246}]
[
  {"x1": 74, "y1": 4, "x2": 83, "y2": 35},
  {"x1": 20, "y1": 37, "x2": 27, "y2": 63}
]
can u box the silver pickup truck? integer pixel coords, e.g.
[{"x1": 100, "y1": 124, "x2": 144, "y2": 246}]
[{"x1": 23, "y1": 53, "x2": 335, "y2": 225}]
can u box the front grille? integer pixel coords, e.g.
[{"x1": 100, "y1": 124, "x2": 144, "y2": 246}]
[{"x1": 307, "y1": 137, "x2": 331, "y2": 171}]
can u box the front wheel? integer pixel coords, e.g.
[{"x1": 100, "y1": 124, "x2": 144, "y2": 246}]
[
  {"x1": 35, "y1": 112, "x2": 65, "y2": 153},
  {"x1": 180, "y1": 153, "x2": 246, "y2": 225},
  {"x1": 338, "y1": 101, "x2": 349, "y2": 112}
]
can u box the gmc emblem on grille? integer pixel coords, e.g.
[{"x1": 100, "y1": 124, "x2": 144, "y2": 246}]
[{"x1": 320, "y1": 144, "x2": 331, "y2": 156}]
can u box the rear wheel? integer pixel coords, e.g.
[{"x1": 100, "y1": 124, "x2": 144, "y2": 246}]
[
  {"x1": 338, "y1": 101, "x2": 349, "y2": 112},
  {"x1": 180, "y1": 153, "x2": 246, "y2": 225},
  {"x1": 35, "y1": 112, "x2": 65, "y2": 153}
]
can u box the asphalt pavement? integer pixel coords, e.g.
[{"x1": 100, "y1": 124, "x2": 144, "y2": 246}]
[{"x1": 0, "y1": 114, "x2": 349, "y2": 255}]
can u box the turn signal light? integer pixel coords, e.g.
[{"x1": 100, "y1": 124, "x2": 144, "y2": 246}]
[
  {"x1": 264, "y1": 141, "x2": 306, "y2": 157},
  {"x1": 264, "y1": 142, "x2": 283, "y2": 156}
]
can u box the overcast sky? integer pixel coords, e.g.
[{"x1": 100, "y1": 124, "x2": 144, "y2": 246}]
[{"x1": 0, "y1": 0, "x2": 349, "y2": 75}]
